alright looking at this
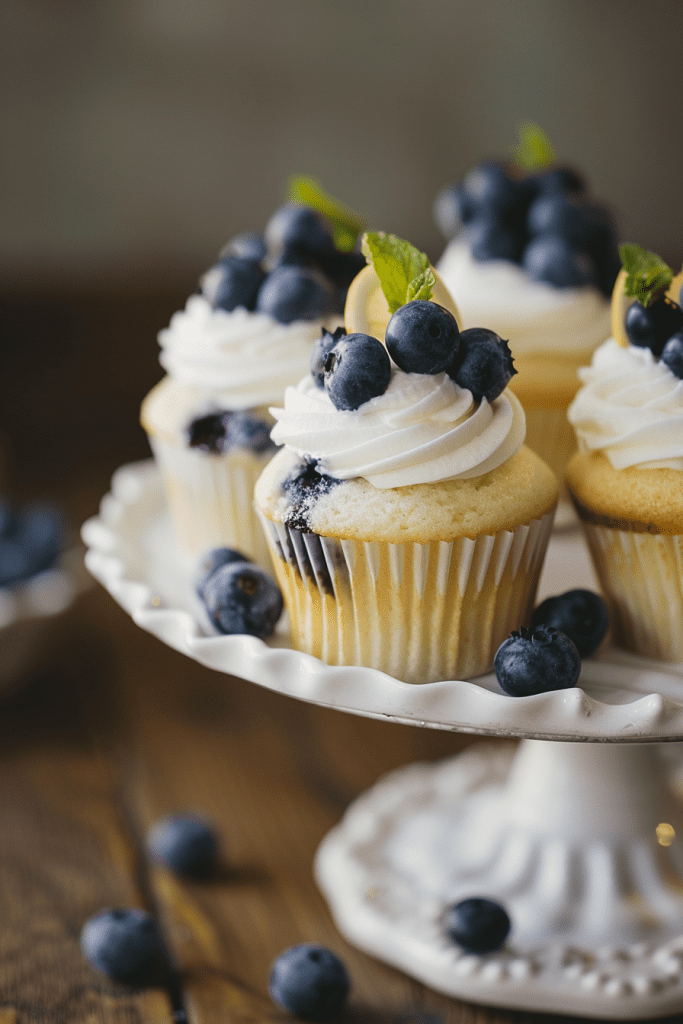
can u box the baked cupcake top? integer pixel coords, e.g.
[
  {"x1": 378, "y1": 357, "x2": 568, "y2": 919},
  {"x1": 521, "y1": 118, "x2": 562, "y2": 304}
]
[{"x1": 568, "y1": 244, "x2": 683, "y2": 471}]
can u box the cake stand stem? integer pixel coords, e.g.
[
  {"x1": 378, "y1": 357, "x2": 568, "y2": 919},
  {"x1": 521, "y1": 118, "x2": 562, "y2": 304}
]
[{"x1": 316, "y1": 737, "x2": 683, "y2": 1018}]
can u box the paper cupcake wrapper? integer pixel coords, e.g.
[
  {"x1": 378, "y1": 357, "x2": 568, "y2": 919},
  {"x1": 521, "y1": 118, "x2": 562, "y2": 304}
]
[
  {"x1": 258, "y1": 510, "x2": 556, "y2": 683},
  {"x1": 576, "y1": 519, "x2": 683, "y2": 662},
  {"x1": 522, "y1": 407, "x2": 577, "y2": 484},
  {"x1": 147, "y1": 434, "x2": 272, "y2": 569}
]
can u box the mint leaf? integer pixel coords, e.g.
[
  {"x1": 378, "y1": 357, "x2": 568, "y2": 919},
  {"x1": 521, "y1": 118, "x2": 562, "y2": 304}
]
[
  {"x1": 620, "y1": 243, "x2": 673, "y2": 307},
  {"x1": 513, "y1": 122, "x2": 555, "y2": 171},
  {"x1": 288, "y1": 175, "x2": 365, "y2": 252},
  {"x1": 362, "y1": 232, "x2": 434, "y2": 313}
]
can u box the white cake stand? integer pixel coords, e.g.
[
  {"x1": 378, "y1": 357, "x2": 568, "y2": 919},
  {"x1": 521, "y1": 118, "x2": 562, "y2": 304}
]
[{"x1": 82, "y1": 461, "x2": 683, "y2": 1020}]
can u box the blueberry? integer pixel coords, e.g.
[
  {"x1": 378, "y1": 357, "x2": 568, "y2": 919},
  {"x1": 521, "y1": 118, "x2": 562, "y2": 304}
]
[
  {"x1": 494, "y1": 625, "x2": 581, "y2": 697},
  {"x1": 210, "y1": 256, "x2": 265, "y2": 313},
  {"x1": 256, "y1": 266, "x2": 335, "y2": 324},
  {"x1": 269, "y1": 944, "x2": 350, "y2": 1022},
  {"x1": 228, "y1": 411, "x2": 276, "y2": 454},
  {"x1": 624, "y1": 297, "x2": 683, "y2": 357},
  {"x1": 534, "y1": 165, "x2": 586, "y2": 196},
  {"x1": 531, "y1": 589, "x2": 609, "y2": 658},
  {"x1": 661, "y1": 331, "x2": 683, "y2": 379},
  {"x1": 385, "y1": 301, "x2": 460, "y2": 375},
  {"x1": 323, "y1": 333, "x2": 391, "y2": 411},
  {"x1": 0, "y1": 499, "x2": 16, "y2": 536},
  {"x1": 187, "y1": 411, "x2": 232, "y2": 454},
  {"x1": 265, "y1": 203, "x2": 336, "y2": 262},
  {"x1": 311, "y1": 327, "x2": 346, "y2": 388},
  {"x1": 146, "y1": 814, "x2": 218, "y2": 876},
  {"x1": 468, "y1": 218, "x2": 527, "y2": 264},
  {"x1": 195, "y1": 547, "x2": 251, "y2": 600},
  {"x1": 447, "y1": 328, "x2": 516, "y2": 403},
  {"x1": 442, "y1": 898, "x2": 511, "y2": 955},
  {"x1": 463, "y1": 162, "x2": 529, "y2": 219},
  {"x1": 16, "y1": 504, "x2": 63, "y2": 577},
  {"x1": 527, "y1": 195, "x2": 592, "y2": 248},
  {"x1": 219, "y1": 231, "x2": 267, "y2": 264},
  {"x1": 80, "y1": 908, "x2": 167, "y2": 985},
  {"x1": 0, "y1": 537, "x2": 34, "y2": 587},
  {"x1": 317, "y1": 250, "x2": 366, "y2": 290},
  {"x1": 433, "y1": 183, "x2": 476, "y2": 238},
  {"x1": 201, "y1": 562, "x2": 282, "y2": 638},
  {"x1": 282, "y1": 459, "x2": 342, "y2": 533},
  {"x1": 522, "y1": 234, "x2": 597, "y2": 289}
]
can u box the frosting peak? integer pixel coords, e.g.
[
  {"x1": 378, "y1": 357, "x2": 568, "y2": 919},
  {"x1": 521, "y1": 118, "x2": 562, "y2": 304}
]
[
  {"x1": 568, "y1": 338, "x2": 683, "y2": 470},
  {"x1": 270, "y1": 372, "x2": 526, "y2": 489}
]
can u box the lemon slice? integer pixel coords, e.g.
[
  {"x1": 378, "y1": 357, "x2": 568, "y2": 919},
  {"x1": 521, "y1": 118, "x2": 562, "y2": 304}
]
[
  {"x1": 611, "y1": 265, "x2": 683, "y2": 348},
  {"x1": 344, "y1": 264, "x2": 461, "y2": 341}
]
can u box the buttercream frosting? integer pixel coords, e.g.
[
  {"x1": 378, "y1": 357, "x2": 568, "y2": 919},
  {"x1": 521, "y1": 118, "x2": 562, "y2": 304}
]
[
  {"x1": 270, "y1": 372, "x2": 526, "y2": 489},
  {"x1": 157, "y1": 295, "x2": 328, "y2": 409},
  {"x1": 567, "y1": 338, "x2": 683, "y2": 470},
  {"x1": 437, "y1": 238, "x2": 611, "y2": 359}
]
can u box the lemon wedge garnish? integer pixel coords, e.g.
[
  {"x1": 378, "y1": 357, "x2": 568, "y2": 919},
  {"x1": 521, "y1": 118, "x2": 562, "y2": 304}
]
[
  {"x1": 344, "y1": 264, "x2": 461, "y2": 341},
  {"x1": 611, "y1": 265, "x2": 683, "y2": 348}
]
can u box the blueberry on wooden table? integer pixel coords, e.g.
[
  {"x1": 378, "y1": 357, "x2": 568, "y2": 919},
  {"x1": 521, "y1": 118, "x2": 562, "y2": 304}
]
[
  {"x1": 269, "y1": 944, "x2": 350, "y2": 1021},
  {"x1": 146, "y1": 813, "x2": 218, "y2": 876},
  {"x1": 494, "y1": 625, "x2": 581, "y2": 697},
  {"x1": 442, "y1": 897, "x2": 511, "y2": 955},
  {"x1": 80, "y1": 908, "x2": 167, "y2": 985},
  {"x1": 385, "y1": 300, "x2": 460, "y2": 375},
  {"x1": 531, "y1": 588, "x2": 609, "y2": 658}
]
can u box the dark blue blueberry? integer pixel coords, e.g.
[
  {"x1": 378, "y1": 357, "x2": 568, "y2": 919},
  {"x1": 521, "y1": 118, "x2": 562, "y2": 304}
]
[
  {"x1": 228, "y1": 411, "x2": 276, "y2": 454},
  {"x1": 318, "y1": 250, "x2": 367, "y2": 290},
  {"x1": 282, "y1": 459, "x2": 342, "y2": 533},
  {"x1": 447, "y1": 328, "x2": 516, "y2": 403},
  {"x1": 265, "y1": 203, "x2": 336, "y2": 262},
  {"x1": 443, "y1": 898, "x2": 511, "y2": 955},
  {"x1": 323, "y1": 333, "x2": 391, "y2": 411},
  {"x1": 494, "y1": 625, "x2": 581, "y2": 697},
  {"x1": 522, "y1": 234, "x2": 597, "y2": 288},
  {"x1": 468, "y1": 218, "x2": 527, "y2": 264},
  {"x1": 187, "y1": 412, "x2": 232, "y2": 454},
  {"x1": 146, "y1": 814, "x2": 218, "y2": 876},
  {"x1": 311, "y1": 327, "x2": 346, "y2": 389},
  {"x1": 0, "y1": 499, "x2": 16, "y2": 536},
  {"x1": 531, "y1": 589, "x2": 609, "y2": 658},
  {"x1": 80, "y1": 908, "x2": 167, "y2": 985},
  {"x1": 195, "y1": 547, "x2": 251, "y2": 600},
  {"x1": 385, "y1": 301, "x2": 460, "y2": 375},
  {"x1": 0, "y1": 537, "x2": 34, "y2": 587},
  {"x1": 433, "y1": 183, "x2": 476, "y2": 238},
  {"x1": 256, "y1": 266, "x2": 335, "y2": 324},
  {"x1": 533, "y1": 165, "x2": 586, "y2": 196},
  {"x1": 624, "y1": 298, "x2": 683, "y2": 357},
  {"x1": 201, "y1": 562, "x2": 282, "y2": 638},
  {"x1": 0, "y1": 503, "x2": 63, "y2": 586},
  {"x1": 219, "y1": 231, "x2": 267, "y2": 264},
  {"x1": 269, "y1": 944, "x2": 350, "y2": 1022},
  {"x1": 527, "y1": 195, "x2": 595, "y2": 249},
  {"x1": 661, "y1": 331, "x2": 683, "y2": 379},
  {"x1": 211, "y1": 256, "x2": 265, "y2": 312},
  {"x1": 463, "y1": 162, "x2": 530, "y2": 220}
]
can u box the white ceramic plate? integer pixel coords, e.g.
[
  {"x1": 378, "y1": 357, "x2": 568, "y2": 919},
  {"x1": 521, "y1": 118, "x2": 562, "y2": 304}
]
[{"x1": 81, "y1": 461, "x2": 683, "y2": 742}]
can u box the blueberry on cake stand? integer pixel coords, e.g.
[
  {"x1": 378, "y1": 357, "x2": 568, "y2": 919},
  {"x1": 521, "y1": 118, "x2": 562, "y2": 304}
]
[{"x1": 83, "y1": 459, "x2": 683, "y2": 1020}]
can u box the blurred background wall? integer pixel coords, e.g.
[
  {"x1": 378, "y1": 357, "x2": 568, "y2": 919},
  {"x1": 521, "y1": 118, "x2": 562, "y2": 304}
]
[{"x1": 2, "y1": 0, "x2": 683, "y2": 292}]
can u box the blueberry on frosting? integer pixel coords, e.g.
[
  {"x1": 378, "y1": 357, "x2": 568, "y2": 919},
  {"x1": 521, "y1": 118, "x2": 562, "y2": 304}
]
[
  {"x1": 385, "y1": 301, "x2": 460, "y2": 375},
  {"x1": 323, "y1": 332, "x2": 391, "y2": 411},
  {"x1": 448, "y1": 328, "x2": 516, "y2": 403},
  {"x1": 311, "y1": 326, "x2": 346, "y2": 389}
]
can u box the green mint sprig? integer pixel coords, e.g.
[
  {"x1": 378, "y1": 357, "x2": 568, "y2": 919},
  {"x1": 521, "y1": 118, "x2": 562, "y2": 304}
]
[
  {"x1": 288, "y1": 175, "x2": 366, "y2": 252},
  {"x1": 512, "y1": 122, "x2": 555, "y2": 171},
  {"x1": 361, "y1": 232, "x2": 435, "y2": 313},
  {"x1": 620, "y1": 243, "x2": 673, "y2": 307}
]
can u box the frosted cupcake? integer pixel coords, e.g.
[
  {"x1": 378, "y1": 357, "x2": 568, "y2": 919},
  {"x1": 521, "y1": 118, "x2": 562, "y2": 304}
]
[
  {"x1": 255, "y1": 234, "x2": 558, "y2": 683},
  {"x1": 141, "y1": 188, "x2": 365, "y2": 568},
  {"x1": 434, "y1": 125, "x2": 619, "y2": 480},
  {"x1": 567, "y1": 244, "x2": 683, "y2": 660}
]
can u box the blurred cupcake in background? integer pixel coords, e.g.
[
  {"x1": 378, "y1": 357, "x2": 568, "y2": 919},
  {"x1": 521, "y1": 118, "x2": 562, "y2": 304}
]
[
  {"x1": 434, "y1": 124, "x2": 620, "y2": 483},
  {"x1": 141, "y1": 178, "x2": 366, "y2": 568},
  {"x1": 255, "y1": 233, "x2": 558, "y2": 683},
  {"x1": 567, "y1": 244, "x2": 683, "y2": 660}
]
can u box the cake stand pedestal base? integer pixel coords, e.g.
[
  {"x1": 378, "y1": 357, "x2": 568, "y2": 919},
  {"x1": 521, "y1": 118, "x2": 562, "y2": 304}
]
[{"x1": 315, "y1": 738, "x2": 683, "y2": 1019}]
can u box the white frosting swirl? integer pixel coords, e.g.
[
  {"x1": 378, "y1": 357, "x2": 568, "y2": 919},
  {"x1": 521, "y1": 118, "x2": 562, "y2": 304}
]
[
  {"x1": 157, "y1": 295, "x2": 327, "y2": 409},
  {"x1": 567, "y1": 338, "x2": 683, "y2": 470},
  {"x1": 270, "y1": 372, "x2": 526, "y2": 489},
  {"x1": 437, "y1": 238, "x2": 611, "y2": 359}
]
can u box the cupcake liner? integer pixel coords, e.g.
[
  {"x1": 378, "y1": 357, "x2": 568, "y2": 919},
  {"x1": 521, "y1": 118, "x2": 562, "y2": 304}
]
[
  {"x1": 148, "y1": 434, "x2": 272, "y2": 569},
  {"x1": 258, "y1": 510, "x2": 556, "y2": 683},
  {"x1": 576, "y1": 519, "x2": 683, "y2": 662}
]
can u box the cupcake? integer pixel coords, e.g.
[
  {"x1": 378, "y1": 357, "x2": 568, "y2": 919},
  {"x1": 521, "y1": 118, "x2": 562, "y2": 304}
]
[
  {"x1": 566, "y1": 244, "x2": 683, "y2": 660},
  {"x1": 255, "y1": 233, "x2": 559, "y2": 683},
  {"x1": 434, "y1": 125, "x2": 620, "y2": 480},
  {"x1": 141, "y1": 187, "x2": 366, "y2": 568}
]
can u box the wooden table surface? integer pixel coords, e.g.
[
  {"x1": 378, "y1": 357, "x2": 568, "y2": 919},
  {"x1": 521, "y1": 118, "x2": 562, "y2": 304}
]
[{"x1": 0, "y1": 289, "x2": 672, "y2": 1024}]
